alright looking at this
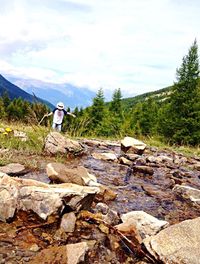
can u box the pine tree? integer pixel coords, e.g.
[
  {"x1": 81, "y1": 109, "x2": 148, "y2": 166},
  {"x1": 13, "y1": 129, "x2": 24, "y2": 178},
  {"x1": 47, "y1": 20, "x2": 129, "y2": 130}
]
[
  {"x1": 2, "y1": 90, "x2": 10, "y2": 108},
  {"x1": 107, "y1": 88, "x2": 124, "y2": 136},
  {"x1": 161, "y1": 40, "x2": 200, "y2": 145},
  {"x1": 90, "y1": 88, "x2": 105, "y2": 129},
  {"x1": 109, "y1": 88, "x2": 122, "y2": 115},
  {"x1": 131, "y1": 98, "x2": 159, "y2": 136},
  {"x1": 0, "y1": 98, "x2": 6, "y2": 119}
]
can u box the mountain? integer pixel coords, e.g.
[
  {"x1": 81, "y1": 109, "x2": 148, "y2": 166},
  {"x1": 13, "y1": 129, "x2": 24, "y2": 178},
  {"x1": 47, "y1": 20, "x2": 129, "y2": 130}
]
[
  {"x1": 6, "y1": 76, "x2": 96, "y2": 109},
  {"x1": 0, "y1": 74, "x2": 54, "y2": 109}
]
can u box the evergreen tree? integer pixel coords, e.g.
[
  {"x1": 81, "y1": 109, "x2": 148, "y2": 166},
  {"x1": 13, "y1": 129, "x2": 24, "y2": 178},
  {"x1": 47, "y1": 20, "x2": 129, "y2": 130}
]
[
  {"x1": 130, "y1": 97, "x2": 159, "y2": 136},
  {"x1": 0, "y1": 98, "x2": 6, "y2": 119},
  {"x1": 109, "y1": 88, "x2": 122, "y2": 115},
  {"x1": 160, "y1": 40, "x2": 200, "y2": 145},
  {"x1": 90, "y1": 88, "x2": 105, "y2": 129},
  {"x1": 105, "y1": 88, "x2": 124, "y2": 136},
  {"x1": 2, "y1": 90, "x2": 10, "y2": 108}
]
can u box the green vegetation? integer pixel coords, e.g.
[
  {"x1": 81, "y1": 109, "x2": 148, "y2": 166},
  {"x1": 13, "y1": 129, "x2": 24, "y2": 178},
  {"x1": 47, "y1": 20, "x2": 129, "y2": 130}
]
[
  {"x1": 0, "y1": 40, "x2": 199, "y2": 150},
  {"x1": 0, "y1": 92, "x2": 50, "y2": 124},
  {"x1": 159, "y1": 40, "x2": 200, "y2": 145},
  {"x1": 0, "y1": 123, "x2": 49, "y2": 154}
]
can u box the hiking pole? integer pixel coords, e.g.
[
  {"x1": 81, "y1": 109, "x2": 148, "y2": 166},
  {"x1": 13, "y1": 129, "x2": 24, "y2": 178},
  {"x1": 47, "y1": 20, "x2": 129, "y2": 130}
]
[{"x1": 38, "y1": 114, "x2": 48, "y2": 125}]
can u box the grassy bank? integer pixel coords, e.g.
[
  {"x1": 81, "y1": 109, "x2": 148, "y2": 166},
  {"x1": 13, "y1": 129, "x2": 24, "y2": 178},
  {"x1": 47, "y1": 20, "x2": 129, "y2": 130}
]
[{"x1": 0, "y1": 122, "x2": 199, "y2": 168}]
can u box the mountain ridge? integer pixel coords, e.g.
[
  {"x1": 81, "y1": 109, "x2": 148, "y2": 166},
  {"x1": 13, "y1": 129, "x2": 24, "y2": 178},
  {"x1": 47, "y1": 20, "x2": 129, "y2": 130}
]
[
  {"x1": 0, "y1": 74, "x2": 54, "y2": 109},
  {"x1": 6, "y1": 75, "x2": 96, "y2": 109}
]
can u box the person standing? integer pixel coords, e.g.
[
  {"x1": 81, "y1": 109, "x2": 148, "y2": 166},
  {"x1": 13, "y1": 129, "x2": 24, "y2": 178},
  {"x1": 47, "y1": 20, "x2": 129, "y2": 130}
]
[{"x1": 46, "y1": 102, "x2": 76, "y2": 132}]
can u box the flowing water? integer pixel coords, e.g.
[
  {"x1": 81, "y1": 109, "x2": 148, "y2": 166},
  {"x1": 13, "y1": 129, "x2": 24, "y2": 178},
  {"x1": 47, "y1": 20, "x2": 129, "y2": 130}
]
[
  {"x1": 21, "y1": 141, "x2": 200, "y2": 225},
  {"x1": 1, "y1": 140, "x2": 200, "y2": 263}
]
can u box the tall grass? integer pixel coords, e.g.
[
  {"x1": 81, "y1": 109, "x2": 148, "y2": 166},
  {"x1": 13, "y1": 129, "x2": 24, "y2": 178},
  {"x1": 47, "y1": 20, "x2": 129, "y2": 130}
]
[
  {"x1": 0, "y1": 122, "x2": 50, "y2": 155},
  {"x1": 144, "y1": 135, "x2": 200, "y2": 157},
  {"x1": 0, "y1": 122, "x2": 199, "y2": 167}
]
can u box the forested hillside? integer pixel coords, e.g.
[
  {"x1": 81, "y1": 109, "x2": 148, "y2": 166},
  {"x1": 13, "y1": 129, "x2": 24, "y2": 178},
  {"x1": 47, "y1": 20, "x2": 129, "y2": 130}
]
[
  {"x1": 0, "y1": 40, "x2": 199, "y2": 146},
  {"x1": 121, "y1": 85, "x2": 172, "y2": 110}
]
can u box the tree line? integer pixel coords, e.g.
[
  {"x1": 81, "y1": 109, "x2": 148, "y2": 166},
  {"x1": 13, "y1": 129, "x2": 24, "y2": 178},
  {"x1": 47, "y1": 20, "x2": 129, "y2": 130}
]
[
  {"x1": 0, "y1": 40, "x2": 199, "y2": 146},
  {"x1": 0, "y1": 93, "x2": 49, "y2": 125}
]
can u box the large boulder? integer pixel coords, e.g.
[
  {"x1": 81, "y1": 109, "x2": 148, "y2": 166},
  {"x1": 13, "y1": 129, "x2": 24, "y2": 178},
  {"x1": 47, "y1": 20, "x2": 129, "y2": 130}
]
[
  {"x1": 44, "y1": 132, "x2": 84, "y2": 155},
  {"x1": 144, "y1": 217, "x2": 200, "y2": 264},
  {"x1": 46, "y1": 162, "x2": 116, "y2": 203},
  {"x1": 46, "y1": 163, "x2": 98, "y2": 186},
  {"x1": 121, "y1": 137, "x2": 146, "y2": 155},
  {"x1": 0, "y1": 173, "x2": 99, "y2": 222}
]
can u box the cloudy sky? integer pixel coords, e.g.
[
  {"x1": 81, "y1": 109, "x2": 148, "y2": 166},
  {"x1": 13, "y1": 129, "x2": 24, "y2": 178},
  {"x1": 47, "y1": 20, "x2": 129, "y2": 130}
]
[{"x1": 0, "y1": 0, "x2": 199, "y2": 97}]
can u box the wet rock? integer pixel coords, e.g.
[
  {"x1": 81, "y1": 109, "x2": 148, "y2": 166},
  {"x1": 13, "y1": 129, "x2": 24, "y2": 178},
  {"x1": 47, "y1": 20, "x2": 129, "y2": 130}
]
[
  {"x1": 144, "y1": 217, "x2": 200, "y2": 264},
  {"x1": 121, "y1": 137, "x2": 146, "y2": 155},
  {"x1": 95, "y1": 202, "x2": 109, "y2": 214},
  {"x1": 0, "y1": 163, "x2": 26, "y2": 175},
  {"x1": 173, "y1": 184, "x2": 200, "y2": 205},
  {"x1": 125, "y1": 153, "x2": 140, "y2": 161},
  {"x1": 98, "y1": 185, "x2": 117, "y2": 201},
  {"x1": 60, "y1": 212, "x2": 76, "y2": 232},
  {"x1": 104, "y1": 140, "x2": 120, "y2": 147},
  {"x1": 171, "y1": 169, "x2": 185, "y2": 178},
  {"x1": 30, "y1": 242, "x2": 89, "y2": 264},
  {"x1": 46, "y1": 163, "x2": 99, "y2": 187},
  {"x1": 92, "y1": 152, "x2": 118, "y2": 161},
  {"x1": 44, "y1": 132, "x2": 84, "y2": 155},
  {"x1": 147, "y1": 155, "x2": 173, "y2": 165},
  {"x1": 133, "y1": 165, "x2": 154, "y2": 175},
  {"x1": 157, "y1": 155, "x2": 173, "y2": 163},
  {"x1": 193, "y1": 162, "x2": 200, "y2": 171},
  {"x1": 135, "y1": 157, "x2": 147, "y2": 165},
  {"x1": 94, "y1": 203, "x2": 120, "y2": 225},
  {"x1": 174, "y1": 156, "x2": 188, "y2": 165},
  {"x1": 0, "y1": 173, "x2": 99, "y2": 221},
  {"x1": 118, "y1": 157, "x2": 132, "y2": 166},
  {"x1": 116, "y1": 211, "x2": 169, "y2": 240},
  {"x1": 146, "y1": 156, "x2": 157, "y2": 163},
  {"x1": 46, "y1": 163, "x2": 84, "y2": 185},
  {"x1": 82, "y1": 139, "x2": 108, "y2": 147},
  {"x1": 104, "y1": 210, "x2": 120, "y2": 226},
  {"x1": 166, "y1": 173, "x2": 184, "y2": 186},
  {"x1": 142, "y1": 184, "x2": 170, "y2": 199}
]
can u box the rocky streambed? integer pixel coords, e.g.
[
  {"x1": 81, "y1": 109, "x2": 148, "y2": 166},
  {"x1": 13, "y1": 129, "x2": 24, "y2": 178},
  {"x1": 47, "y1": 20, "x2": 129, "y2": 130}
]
[{"x1": 0, "y1": 133, "x2": 200, "y2": 263}]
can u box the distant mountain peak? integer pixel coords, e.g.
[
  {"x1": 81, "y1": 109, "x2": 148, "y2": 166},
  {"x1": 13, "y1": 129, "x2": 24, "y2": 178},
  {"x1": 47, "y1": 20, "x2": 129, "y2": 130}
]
[{"x1": 6, "y1": 75, "x2": 96, "y2": 109}]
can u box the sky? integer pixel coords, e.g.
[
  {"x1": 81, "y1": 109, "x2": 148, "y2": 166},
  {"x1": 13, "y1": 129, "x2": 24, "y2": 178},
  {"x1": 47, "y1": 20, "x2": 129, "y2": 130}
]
[{"x1": 0, "y1": 0, "x2": 200, "y2": 98}]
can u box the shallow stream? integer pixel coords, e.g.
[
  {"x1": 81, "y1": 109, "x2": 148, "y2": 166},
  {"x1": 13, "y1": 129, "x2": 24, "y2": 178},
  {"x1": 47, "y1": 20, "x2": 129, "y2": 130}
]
[{"x1": 0, "y1": 141, "x2": 200, "y2": 263}]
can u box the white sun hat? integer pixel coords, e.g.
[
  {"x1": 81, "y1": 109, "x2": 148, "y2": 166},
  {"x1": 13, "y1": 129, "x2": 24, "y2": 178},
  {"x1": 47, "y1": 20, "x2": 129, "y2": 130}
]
[{"x1": 56, "y1": 102, "x2": 64, "y2": 110}]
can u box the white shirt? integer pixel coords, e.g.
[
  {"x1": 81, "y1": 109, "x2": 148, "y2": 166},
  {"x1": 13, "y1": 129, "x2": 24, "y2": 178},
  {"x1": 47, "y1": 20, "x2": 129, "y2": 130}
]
[{"x1": 52, "y1": 108, "x2": 67, "y2": 125}]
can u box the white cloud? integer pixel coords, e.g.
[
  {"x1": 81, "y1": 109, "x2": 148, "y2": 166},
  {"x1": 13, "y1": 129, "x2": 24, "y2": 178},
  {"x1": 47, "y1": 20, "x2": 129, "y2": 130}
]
[{"x1": 0, "y1": 0, "x2": 199, "y2": 97}]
